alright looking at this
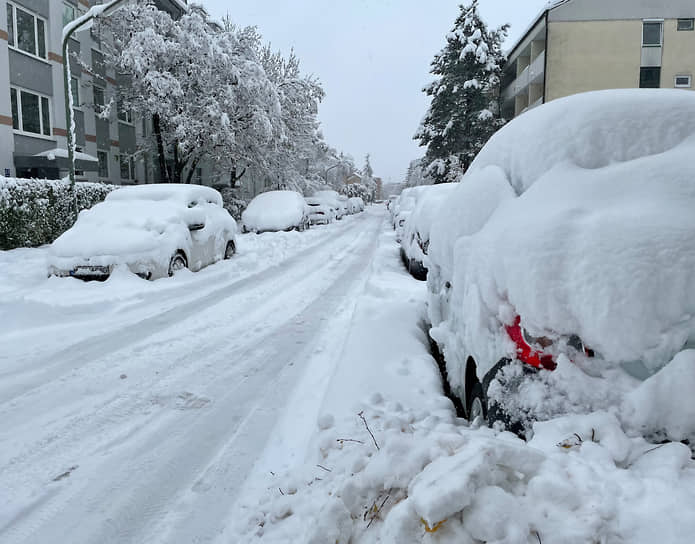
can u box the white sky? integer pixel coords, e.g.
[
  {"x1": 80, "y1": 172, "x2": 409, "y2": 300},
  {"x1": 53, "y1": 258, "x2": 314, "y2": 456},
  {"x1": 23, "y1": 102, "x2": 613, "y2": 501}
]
[{"x1": 203, "y1": 1, "x2": 549, "y2": 183}]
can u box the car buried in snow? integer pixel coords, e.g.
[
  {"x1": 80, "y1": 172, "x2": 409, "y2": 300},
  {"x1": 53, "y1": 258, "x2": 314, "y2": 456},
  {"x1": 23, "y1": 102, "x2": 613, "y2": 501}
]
[
  {"x1": 48, "y1": 184, "x2": 237, "y2": 281},
  {"x1": 399, "y1": 183, "x2": 458, "y2": 281},
  {"x1": 313, "y1": 190, "x2": 344, "y2": 220},
  {"x1": 426, "y1": 89, "x2": 695, "y2": 436},
  {"x1": 241, "y1": 190, "x2": 310, "y2": 233},
  {"x1": 305, "y1": 197, "x2": 335, "y2": 225}
]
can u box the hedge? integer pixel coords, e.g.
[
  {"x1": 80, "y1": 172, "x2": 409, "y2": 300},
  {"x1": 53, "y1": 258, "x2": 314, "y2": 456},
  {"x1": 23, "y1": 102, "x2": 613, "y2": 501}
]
[{"x1": 0, "y1": 177, "x2": 117, "y2": 250}]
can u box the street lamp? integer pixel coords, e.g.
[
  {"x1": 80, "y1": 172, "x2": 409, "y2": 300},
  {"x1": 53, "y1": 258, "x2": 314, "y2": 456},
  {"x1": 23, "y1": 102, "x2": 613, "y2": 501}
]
[
  {"x1": 63, "y1": 0, "x2": 127, "y2": 216},
  {"x1": 324, "y1": 162, "x2": 341, "y2": 183}
]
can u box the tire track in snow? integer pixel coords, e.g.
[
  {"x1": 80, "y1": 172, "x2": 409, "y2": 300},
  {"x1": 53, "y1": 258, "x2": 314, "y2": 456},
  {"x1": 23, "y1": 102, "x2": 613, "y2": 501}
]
[{"x1": 0, "y1": 211, "x2": 383, "y2": 544}]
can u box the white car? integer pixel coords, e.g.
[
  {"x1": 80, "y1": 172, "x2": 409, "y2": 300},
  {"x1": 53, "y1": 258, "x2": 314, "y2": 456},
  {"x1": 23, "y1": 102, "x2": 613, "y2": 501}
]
[
  {"x1": 427, "y1": 89, "x2": 695, "y2": 435},
  {"x1": 347, "y1": 197, "x2": 364, "y2": 214},
  {"x1": 48, "y1": 184, "x2": 237, "y2": 280},
  {"x1": 241, "y1": 190, "x2": 310, "y2": 233},
  {"x1": 399, "y1": 183, "x2": 458, "y2": 280},
  {"x1": 313, "y1": 190, "x2": 344, "y2": 220},
  {"x1": 305, "y1": 197, "x2": 335, "y2": 225}
]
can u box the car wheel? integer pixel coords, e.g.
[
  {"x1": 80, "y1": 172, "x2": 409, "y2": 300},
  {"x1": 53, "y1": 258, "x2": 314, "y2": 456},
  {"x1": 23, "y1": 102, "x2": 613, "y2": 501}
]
[
  {"x1": 467, "y1": 381, "x2": 486, "y2": 423},
  {"x1": 224, "y1": 240, "x2": 236, "y2": 259},
  {"x1": 482, "y1": 358, "x2": 530, "y2": 438},
  {"x1": 168, "y1": 252, "x2": 188, "y2": 276}
]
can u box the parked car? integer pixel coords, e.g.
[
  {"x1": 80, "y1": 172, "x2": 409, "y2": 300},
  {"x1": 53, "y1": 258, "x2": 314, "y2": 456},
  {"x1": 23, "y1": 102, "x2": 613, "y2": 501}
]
[
  {"x1": 305, "y1": 197, "x2": 335, "y2": 225},
  {"x1": 337, "y1": 195, "x2": 350, "y2": 216},
  {"x1": 348, "y1": 197, "x2": 365, "y2": 214},
  {"x1": 399, "y1": 183, "x2": 458, "y2": 280},
  {"x1": 313, "y1": 190, "x2": 344, "y2": 220},
  {"x1": 241, "y1": 190, "x2": 310, "y2": 233},
  {"x1": 426, "y1": 89, "x2": 695, "y2": 435},
  {"x1": 48, "y1": 184, "x2": 237, "y2": 281}
]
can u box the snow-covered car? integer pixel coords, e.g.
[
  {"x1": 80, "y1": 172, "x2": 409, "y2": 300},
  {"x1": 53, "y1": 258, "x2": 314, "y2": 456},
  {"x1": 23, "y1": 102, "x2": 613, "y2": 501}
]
[
  {"x1": 428, "y1": 89, "x2": 695, "y2": 434},
  {"x1": 399, "y1": 183, "x2": 458, "y2": 280},
  {"x1": 48, "y1": 184, "x2": 237, "y2": 281},
  {"x1": 313, "y1": 190, "x2": 344, "y2": 220},
  {"x1": 347, "y1": 197, "x2": 364, "y2": 214},
  {"x1": 337, "y1": 195, "x2": 350, "y2": 216},
  {"x1": 241, "y1": 190, "x2": 310, "y2": 233},
  {"x1": 305, "y1": 197, "x2": 335, "y2": 225}
]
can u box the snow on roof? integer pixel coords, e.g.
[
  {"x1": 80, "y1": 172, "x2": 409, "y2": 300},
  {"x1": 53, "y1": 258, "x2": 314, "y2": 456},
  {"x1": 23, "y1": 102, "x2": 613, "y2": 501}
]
[{"x1": 35, "y1": 149, "x2": 98, "y2": 163}]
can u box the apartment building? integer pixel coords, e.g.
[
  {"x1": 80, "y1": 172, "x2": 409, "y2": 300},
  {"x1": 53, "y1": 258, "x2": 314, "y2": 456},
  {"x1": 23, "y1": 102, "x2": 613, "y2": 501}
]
[
  {"x1": 0, "y1": 0, "x2": 187, "y2": 184},
  {"x1": 501, "y1": 0, "x2": 695, "y2": 119}
]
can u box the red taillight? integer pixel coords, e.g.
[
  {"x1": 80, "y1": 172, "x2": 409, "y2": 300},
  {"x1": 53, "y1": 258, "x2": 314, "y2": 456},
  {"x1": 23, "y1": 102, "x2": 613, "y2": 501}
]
[{"x1": 505, "y1": 316, "x2": 557, "y2": 371}]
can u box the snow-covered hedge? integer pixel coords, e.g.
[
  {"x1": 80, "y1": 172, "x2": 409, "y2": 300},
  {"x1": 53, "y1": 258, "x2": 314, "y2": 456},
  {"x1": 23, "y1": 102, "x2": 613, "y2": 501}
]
[
  {"x1": 0, "y1": 177, "x2": 117, "y2": 250},
  {"x1": 219, "y1": 187, "x2": 248, "y2": 221}
]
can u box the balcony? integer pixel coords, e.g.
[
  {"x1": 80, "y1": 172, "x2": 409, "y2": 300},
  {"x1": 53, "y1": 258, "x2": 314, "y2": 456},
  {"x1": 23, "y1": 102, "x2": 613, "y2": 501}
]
[{"x1": 501, "y1": 50, "x2": 545, "y2": 103}]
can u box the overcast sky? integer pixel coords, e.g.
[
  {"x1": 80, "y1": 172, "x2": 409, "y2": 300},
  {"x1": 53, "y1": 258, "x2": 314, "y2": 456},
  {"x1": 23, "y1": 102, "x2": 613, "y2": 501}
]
[{"x1": 203, "y1": 1, "x2": 549, "y2": 183}]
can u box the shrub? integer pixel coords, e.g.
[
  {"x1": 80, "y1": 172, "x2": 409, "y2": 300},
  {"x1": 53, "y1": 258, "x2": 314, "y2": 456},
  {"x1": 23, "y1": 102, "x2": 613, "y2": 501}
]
[
  {"x1": 218, "y1": 187, "x2": 248, "y2": 221},
  {"x1": 0, "y1": 177, "x2": 117, "y2": 250}
]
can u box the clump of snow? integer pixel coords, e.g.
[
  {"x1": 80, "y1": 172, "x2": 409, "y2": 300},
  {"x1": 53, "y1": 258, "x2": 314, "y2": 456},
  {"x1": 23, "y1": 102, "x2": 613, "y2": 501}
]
[
  {"x1": 241, "y1": 190, "x2": 307, "y2": 233},
  {"x1": 622, "y1": 349, "x2": 695, "y2": 442}
]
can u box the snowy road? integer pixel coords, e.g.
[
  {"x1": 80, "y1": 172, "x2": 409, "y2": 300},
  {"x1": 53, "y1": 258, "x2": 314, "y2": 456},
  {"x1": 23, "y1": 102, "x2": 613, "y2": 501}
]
[{"x1": 0, "y1": 209, "x2": 383, "y2": 543}]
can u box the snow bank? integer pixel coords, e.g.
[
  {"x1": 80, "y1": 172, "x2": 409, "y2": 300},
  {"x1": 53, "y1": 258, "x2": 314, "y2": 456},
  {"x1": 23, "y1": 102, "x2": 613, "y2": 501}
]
[
  {"x1": 622, "y1": 349, "x2": 695, "y2": 442},
  {"x1": 470, "y1": 89, "x2": 695, "y2": 194},
  {"x1": 241, "y1": 190, "x2": 306, "y2": 232}
]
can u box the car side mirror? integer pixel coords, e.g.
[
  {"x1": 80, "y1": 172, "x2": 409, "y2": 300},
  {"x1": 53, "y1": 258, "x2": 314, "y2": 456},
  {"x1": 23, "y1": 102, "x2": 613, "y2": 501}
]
[{"x1": 188, "y1": 223, "x2": 205, "y2": 231}]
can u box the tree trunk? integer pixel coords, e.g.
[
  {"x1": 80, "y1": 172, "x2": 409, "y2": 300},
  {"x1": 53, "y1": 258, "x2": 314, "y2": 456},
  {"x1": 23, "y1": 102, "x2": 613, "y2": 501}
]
[
  {"x1": 152, "y1": 113, "x2": 169, "y2": 183},
  {"x1": 173, "y1": 143, "x2": 182, "y2": 184},
  {"x1": 185, "y1": 157, "x2": 200, "y2": 184},
  {"x1": 229, "y1": 164, "x2": 246, "y2": 188}
]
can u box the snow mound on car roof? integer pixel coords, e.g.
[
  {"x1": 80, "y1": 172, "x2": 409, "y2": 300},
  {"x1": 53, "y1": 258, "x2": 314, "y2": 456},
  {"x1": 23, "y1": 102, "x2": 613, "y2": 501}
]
[
  {"x1": 471, "y1": 89, "x2": 695, "y2": 194},
  {"x1": 106, "y1": 183, "x2": 223, "y2": 207},
  {"x1": 452, "y1": 133, "x2": 695, "y2": 373},
  {"x1": 242, "y1": 190, "x2": 306, "y2": 232}
]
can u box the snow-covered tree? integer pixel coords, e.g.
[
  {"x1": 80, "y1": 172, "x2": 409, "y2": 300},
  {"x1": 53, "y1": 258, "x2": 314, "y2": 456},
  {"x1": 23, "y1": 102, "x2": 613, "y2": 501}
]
[
  {"x1": 415, "y1": 1, "x2": 508, "y2": 183},
  {"x1": 403, "y1": 157, "x2": 434, "y2": 187}
]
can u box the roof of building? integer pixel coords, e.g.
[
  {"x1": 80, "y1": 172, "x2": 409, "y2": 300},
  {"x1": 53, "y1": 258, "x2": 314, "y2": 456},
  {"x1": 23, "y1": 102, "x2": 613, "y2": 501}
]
[{"x1": 504, "y1": 0, "x2": 572, "y2": 57}]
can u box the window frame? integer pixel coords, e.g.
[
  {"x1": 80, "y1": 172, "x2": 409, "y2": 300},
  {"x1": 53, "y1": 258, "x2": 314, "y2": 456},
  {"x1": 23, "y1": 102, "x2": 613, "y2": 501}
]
[
  {"x1": 119, "y1": 154, "x2": 135, "y2": 181},
  {"x1": 642, "y1": 20, "x2": 663, "y2": 47},
  {"x1": 6, "y1": 2, "x2": 48, "y2": 62},
  {"x1": 117, "y1": 102, "x2": 134, "y2": 125},
  {"x1": 97, "y1": 150, "x2": 109, "y2": 179},
  {"x1": 70, "y1": 77, "x2": 80, "y2": 109},
  {"x1": 675, "y1": 75, "x2": 693, "y2": 88},
  {"x1": 62, "y1": 2, "x2": 76, "y2": 28},
  {"x1": 677, "y1": 18, "x2": 694, "y2": 32},
  {"x1": 639, "y1": 66, "x2": 662, "y2": 89},
  {"x1": 10, "y1": 85, "x2": 53, "y2": 139}
]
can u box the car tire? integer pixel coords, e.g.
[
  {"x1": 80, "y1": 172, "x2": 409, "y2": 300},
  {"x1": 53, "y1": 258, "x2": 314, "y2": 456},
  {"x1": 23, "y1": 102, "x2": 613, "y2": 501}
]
[
  {"x1": 168, "y1": 251, "x2": 188, "y2": 276},
  {"x1": 467, "y1": 381, "x2": 486, "y2": 423},
  {"x1": 224, "y1": 240, "x2": 236, "y2": 259},
  {"x1": 482, "y1": 357, "x2": 530, "y2": 438}
]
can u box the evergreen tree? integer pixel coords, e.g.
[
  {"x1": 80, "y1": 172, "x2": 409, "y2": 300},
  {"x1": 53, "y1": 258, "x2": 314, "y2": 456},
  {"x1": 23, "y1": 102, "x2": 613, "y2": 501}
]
[{"x1": 415, "y1": 1, "x2": 508, "y2": 183}]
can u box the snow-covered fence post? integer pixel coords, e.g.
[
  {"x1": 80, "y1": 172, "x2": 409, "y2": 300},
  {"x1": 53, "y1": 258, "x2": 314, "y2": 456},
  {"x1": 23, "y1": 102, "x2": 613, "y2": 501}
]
[{"x1": 62, "y1": 0, "x2": 127, "y2": 218}]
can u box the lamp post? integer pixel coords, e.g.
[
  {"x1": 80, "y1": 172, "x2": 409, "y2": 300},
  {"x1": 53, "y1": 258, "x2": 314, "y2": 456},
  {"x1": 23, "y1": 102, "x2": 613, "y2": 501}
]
[
  {"x1": 324, "y1": 162, "x2": 341, "y2": 184},
  {"x1": 63, "y1": 0, "x2": 127, "y2": 216}
]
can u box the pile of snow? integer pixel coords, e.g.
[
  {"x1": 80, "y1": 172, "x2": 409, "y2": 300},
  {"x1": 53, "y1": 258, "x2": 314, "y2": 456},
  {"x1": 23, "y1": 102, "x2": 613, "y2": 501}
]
[
  {"x1": 241, "y1": 190, "x2": 307, "y2": 233},
  {"x1": 470, "y1": 89, "x2": 695, "y2": 194}
]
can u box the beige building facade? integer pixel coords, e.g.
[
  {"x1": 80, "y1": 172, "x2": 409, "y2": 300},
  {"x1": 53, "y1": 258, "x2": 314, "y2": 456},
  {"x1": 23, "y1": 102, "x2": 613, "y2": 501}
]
[{"x1": 501, "y1": 0, "x2": 695, "y2": 119}]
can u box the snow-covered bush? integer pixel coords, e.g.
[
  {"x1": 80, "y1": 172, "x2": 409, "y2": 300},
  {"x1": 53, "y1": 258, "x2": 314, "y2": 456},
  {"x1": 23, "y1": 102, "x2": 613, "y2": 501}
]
[
  {"x1": 219, "y1": 187, "x2": 248, "y2": 221},
  {"x1": 0, "y1": 177, "x2": 116, "y2": 250}
]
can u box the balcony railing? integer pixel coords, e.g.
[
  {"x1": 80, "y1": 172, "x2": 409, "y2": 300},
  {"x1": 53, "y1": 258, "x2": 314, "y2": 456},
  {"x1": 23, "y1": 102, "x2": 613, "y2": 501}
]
[{"x1": 501, "y1": 50, "x2": 545, "y2": 102}]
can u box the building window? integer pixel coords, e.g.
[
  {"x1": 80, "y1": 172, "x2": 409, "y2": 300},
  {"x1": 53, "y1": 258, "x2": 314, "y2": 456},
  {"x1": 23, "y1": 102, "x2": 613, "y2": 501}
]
[
  {"x1": 677, "y1": 18, "x2": 694, "y2": 31},
  {"x1": 97, "y1": 150, "x2": 109, "y2": 178},
  {"x1": 10, "y1": 87, "x2": 51, "y2": 136},
  {"x1": 640, "y1": 67, "x2": 661, "y2": 88},
  {"x1": 120, "y1": 155, "x2": 135, "y2": 180},
  {"x1": 642, "y1": 21, "x2": 663, "y2": 47},
  {"x1": 71, "y1": 77, "x2": 80, "y2": 107},
  {"x1": 91, "y1": 49, "x2": 105, "y2": 77},
  {"x1": 117, "y1": 102, "x2": 133, "y2": 124},
  {"x1": 675, "y1": 75, "x2": 692, "y2": 88},
  {"x1": 93, "y1": 86, "x2": 105, "y2": 114},
  {"x1": 6, "y1": 2, "x2": 47, "y2": 59},
  {"x1": 63, "y1": 3, "x2": 76, "y2": 28}
]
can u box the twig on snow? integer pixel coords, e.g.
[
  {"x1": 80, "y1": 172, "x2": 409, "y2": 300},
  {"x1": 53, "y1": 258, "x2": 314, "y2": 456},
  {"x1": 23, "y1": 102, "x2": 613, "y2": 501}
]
[
  {"x1": 336, "y1": 438, "x2": 365, "y2": 445},
  {"x1": 366, "y1": 495, "x2": 390, "y2": 529},
  {"x1": 358, "y1": 411, "x2": 380, "y2": 451},
  {"x1": 317, "y1": 464, "x2": 332, "y2": 472},
  {"x1": 278, "y1": 488, "x2": 284, "y2": 495}
]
